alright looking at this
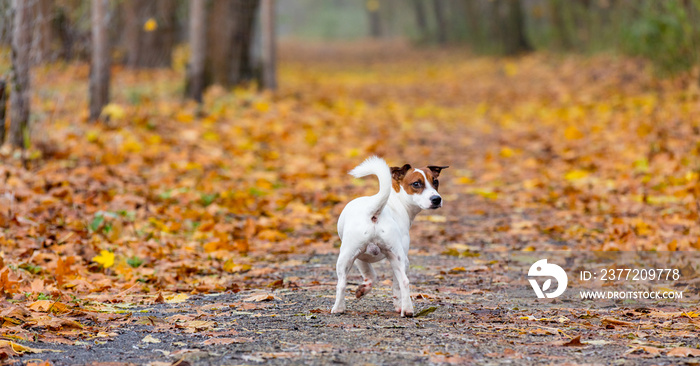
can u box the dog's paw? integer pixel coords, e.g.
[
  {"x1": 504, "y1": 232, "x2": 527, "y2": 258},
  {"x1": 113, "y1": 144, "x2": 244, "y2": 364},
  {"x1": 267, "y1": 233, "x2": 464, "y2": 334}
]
[
  {"x1": 400, "y1": 303, "x2": 415, "y2": 317},
  {"x1": 331, "y1": 305, "x2": 345, "y2": 314},
  {"x1": 355, "y1": 283, "x2": 372, "y2": 298}
]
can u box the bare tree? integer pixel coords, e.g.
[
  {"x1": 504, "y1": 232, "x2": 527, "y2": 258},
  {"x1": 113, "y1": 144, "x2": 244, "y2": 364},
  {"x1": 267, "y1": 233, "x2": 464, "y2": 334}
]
[
  {"x1": 411, "y1": 0, "x2": 429, "y2": 41},
  {"x1": 433, "y1": 0, "x2": 448, "y2": 45},
  {"x1": 366, "y1": 0, "x2": 382, "y2": 38},
  {"x1": 33, "y1": 0, "x2": 55, "y2": 63},
  {"x1": 123, "y1": 0, "x2": 177, "y2": 68},
  {"x1": 260, "y1": 0, "x2": 277, "y2": 90},
  {"x1": 89, "y1": 0, "x2": 110, "y2": 121},
  {"x1": 503, "y1": 0, "x2": 532, "y2": 55},
  {"x1": 204, "y1": 0, "x2": 260, "y2": 88},
  {"x1": 186, "y1": 0, "x2": 206, "y2": 102},
  {"x1": 9, "y1": 0, "x2": 32, "y2": 148},
  {"x1": 0, "y1": 79, "x2": 6, "y2": 146}
]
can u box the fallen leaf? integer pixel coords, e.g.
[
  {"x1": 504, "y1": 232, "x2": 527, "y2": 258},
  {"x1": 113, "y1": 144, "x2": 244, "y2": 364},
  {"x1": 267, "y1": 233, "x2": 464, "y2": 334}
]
[
  {"x1": 243, "y1": 293, "x2": 281, "y2": 302},
  {"x1": 562, "y1": 335, "x2": 586, "y2": 347},
  {"x1": 414, "y1": 306, "x2": 438, "y2": 317},
  {"x1": 667, "y1": 347, "x2": 700, "y2": 357},
  {"x1": 201, "y1": 337, "x2": 252, "y2": 345},
  {"x1": 141, "y1": 335, "x2": 161, "y2": 343}
]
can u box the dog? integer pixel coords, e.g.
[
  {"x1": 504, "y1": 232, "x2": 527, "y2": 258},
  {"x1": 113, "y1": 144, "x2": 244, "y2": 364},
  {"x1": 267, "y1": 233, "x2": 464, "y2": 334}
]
[{"x1": 331, "y1": 156, "x2": 448, "y2": 317}]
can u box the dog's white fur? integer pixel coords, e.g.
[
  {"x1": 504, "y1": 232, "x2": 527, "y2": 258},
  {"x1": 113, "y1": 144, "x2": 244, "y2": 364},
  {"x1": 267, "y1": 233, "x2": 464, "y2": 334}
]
[{"x1": 332, "y1": 156, "x2": 446, "y2": 317}]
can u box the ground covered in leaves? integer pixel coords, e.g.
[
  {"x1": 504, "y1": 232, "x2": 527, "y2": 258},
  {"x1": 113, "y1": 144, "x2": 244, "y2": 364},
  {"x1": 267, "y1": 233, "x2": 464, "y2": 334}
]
[{"x1": 1, "y1": 42, "x2": 699, "y2": 364}]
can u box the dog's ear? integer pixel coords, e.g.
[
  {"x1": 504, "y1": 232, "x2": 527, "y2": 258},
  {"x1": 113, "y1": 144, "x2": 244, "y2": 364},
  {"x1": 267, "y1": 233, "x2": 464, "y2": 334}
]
[
  {"x1": 427, "y1": 165, "x2": 449, "y2": 178},
  {"x1": 391, "y1": 164, "x2": 412, "y2": 181}
]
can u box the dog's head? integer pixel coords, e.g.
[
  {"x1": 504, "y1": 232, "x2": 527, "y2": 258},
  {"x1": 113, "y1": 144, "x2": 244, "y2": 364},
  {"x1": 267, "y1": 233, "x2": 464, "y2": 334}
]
[{"x1": 391, "y1": 164, "x2": 448, "y2": 210}]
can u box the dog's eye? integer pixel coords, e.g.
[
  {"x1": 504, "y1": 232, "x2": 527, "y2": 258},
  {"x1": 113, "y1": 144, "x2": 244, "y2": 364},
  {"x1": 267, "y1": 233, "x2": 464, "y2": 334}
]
[
  {"x1": 411, "y1": 182, "x2": 422, "y2": 189},
  {"x1": 433, "y1": 179, "x2": 439, "y2": 188}
]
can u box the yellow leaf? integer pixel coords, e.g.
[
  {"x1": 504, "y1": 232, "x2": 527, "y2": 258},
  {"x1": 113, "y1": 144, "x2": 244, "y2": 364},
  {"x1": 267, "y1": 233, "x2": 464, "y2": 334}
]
[
  {"x1": 565, "y1": 169, "x2": 589, "y2": 182},
  {"x1": 223, "y1": 260, "x2": 251, "y2": 273},
  {"x1": 426, "y1": 215, "x2": 446, "y2": 223},
  {"x1": 254, "y1": 101, "x2": 270, "y2": 112},
  {"x1": 0, "y1": 340, "x2": 62, "y2": 354},
  {"x1": 101, "y1": 103, "x2": 125, "y2": 120},
  {"x1": 467, "y1": 188, "x2": 498, "y2": 200},
  {"x1": 86, "y1": 130, "x2": 100, "y2": 143},
  {"x1": 456, "y1": 176, "x2": 473, "y2": 185},
  {"x1": 504, "y1": 62, "x2": 518, "y2": 77},
  {"x1": 366, "y1": 0, "x2": 379, "y2": 12},
  {"x1": 92, "y1": 250, "x2": 115, "y2": 269},
  {"x1": 564, "y1": 125, "x2": 584, "y2": 140},
  {"x1": 165, "y1": 293, "x2": 189, "y2": 304},
  {"x1": 144, "y1": 18, "x2": 158, "y2": 32},
  {"x1": 500, "y1": 147, "x2": 515, "y2": 158}
]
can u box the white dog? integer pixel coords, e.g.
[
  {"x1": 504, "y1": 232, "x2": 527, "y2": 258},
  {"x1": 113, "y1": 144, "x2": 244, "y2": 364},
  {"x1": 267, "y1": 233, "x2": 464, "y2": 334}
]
[{"x1": 331, "y1": 156, "x2": 448, "y2": 317}]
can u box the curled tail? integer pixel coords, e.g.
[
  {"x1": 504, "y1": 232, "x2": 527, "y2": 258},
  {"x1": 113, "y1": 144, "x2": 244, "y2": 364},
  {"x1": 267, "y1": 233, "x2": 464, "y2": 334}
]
[{"x1": 349, "y1": 156, "x2": 392, "y2": 217}]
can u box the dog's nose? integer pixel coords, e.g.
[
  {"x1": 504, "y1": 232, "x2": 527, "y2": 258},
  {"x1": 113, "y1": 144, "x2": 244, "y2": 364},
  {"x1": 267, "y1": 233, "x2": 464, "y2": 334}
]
[{"x1": 430, "y1": 195, "x2": 442, "y2": 206}]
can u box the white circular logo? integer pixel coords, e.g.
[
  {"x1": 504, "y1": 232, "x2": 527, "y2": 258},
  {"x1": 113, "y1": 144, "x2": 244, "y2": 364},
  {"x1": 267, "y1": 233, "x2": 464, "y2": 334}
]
[{"x1": 528, "y1": 259, "x2": 568, "y2": 298}]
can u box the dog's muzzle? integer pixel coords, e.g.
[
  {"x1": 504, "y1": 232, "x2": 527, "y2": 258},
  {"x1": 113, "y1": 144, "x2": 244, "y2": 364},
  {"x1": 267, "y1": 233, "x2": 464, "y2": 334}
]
[{"x1": 430, "y1": 195, "x2": 442, "y2": 209}]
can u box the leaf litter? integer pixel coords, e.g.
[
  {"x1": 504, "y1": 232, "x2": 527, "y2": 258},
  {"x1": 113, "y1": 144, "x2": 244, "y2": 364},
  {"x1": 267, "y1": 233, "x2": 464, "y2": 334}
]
[{"x1": 0, "y1": 43, "x2": 699, "y2": 364}]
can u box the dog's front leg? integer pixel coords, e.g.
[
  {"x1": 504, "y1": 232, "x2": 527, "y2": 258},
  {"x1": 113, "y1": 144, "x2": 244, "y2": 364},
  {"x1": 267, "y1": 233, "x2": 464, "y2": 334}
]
[{"x1": 385, "y1": 250, "x2": 414, "y2": 317}]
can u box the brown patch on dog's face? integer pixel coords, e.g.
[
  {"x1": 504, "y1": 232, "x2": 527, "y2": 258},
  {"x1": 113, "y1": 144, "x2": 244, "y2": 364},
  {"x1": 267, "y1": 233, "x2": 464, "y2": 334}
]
[
  {"x1": 391, "y1": 164, "x2": 411, "y2": 192},
  {"x1": 391, "y1": 165, "x2": 448, "y2": 194},
  {"x1": 401, "y1": 169, "x2": 427, "y2": 194}
]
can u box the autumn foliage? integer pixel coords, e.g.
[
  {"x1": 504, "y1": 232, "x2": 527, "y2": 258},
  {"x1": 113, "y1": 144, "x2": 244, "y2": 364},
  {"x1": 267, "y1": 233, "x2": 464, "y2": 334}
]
[{"x1": 0, "y1": 43, "x2": 699, "y2": 345}]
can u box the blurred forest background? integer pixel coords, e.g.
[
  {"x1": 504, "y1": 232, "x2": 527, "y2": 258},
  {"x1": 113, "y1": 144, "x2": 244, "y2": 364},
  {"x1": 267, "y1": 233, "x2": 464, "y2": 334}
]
[
  {"x1": 1, "y1": 0, "x2": 700, "y2": 148},
  {"x1": 1, "y1": 0, "x2": 700, "y2": 146}
]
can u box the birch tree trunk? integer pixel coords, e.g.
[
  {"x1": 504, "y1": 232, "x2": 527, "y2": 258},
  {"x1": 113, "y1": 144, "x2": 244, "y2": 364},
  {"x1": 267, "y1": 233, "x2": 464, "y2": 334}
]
[
  {"x1": 0, "y1": 79, "x2": 6, "y2": 146},
  {"x1": 260, "y1": 0, "x2": 277, "y2": 90},
  {"x1": 9, "y1": 0, "x2": 32, "y2": 148},
  {"x1": 186, "y1": 0, "x2": 206, "y2": 102},
  {"x1": 89, "y1": 0, "x2": 110, "y2": 121}
]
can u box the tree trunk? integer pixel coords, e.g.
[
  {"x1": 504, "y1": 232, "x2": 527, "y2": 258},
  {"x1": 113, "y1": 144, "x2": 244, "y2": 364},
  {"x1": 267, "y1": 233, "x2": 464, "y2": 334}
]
[
  {"x1": 260, "y1": 0, "x2": 277, "y2": 90},
  {"x1": 366, "y1": 1, "x2": 382, "y2": 38},
  {"x1": 507, "y1": 0, "x2": 532, "y2": 55},
  {"x1": 229, "y1": 0, "x2": 259, "y2": 85},
  {"x1": 89, "y1": 0, "x2": 110, "y2": 121},
  {"x1": 186, "y1": 0, "x2": 206, "y2": 102},
  {"x1": 433, "y1": 0, "x2": 448, "y2": 45},
  {"x1": 412, "y1": 0, "x2": 428, "y2": 41},
  {"x1": 33, "y1": 0, "x2": 55, "y2": 63},
  {"x1": 204, "y1": 0, "x2": 259, "y2": 88},
  {"x1": 549, "y1": 0, "x2": 572, "y2": 50},
  {"x1": 499, "y1": 0, "x2": 532, "y2": 56},
  {"x1": 0, "y1": 79, "x2": 6, "y2": 146},
  {"x1": 9, "y1": 0, "x2": 32, "y2": 148},
  {"x1": 463, "y1": 0, "x2": 482, "y2": 46},
  {"x1": 123, "y1": 0, "x2": 176, "y2": 68}
]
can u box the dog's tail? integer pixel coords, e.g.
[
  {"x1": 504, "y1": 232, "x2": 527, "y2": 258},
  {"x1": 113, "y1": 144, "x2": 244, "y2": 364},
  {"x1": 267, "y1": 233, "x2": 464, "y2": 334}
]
[{"x1": 349, "y1": 156, "x2": 392, "y2": 218}]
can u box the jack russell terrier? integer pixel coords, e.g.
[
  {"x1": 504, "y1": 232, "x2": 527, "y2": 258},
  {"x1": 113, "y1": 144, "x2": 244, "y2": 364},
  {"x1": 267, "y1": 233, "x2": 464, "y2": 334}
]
[{"x1": 332, "y1": 156, "x2": 448, "y2": 317}]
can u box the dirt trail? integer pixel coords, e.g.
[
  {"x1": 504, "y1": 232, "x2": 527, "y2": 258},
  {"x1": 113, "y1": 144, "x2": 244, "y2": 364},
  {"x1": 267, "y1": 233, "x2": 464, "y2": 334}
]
[{"x1": 22, "y1": 253, "x2": 699, "y2": 366}]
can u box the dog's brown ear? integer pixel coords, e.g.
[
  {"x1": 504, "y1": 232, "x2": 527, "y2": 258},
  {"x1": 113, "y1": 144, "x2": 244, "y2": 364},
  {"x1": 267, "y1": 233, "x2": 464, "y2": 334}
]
[
  {"x1": 427, "y1": 165, "x2": 449, "y2": 177},
  {"x1": 391, "y1": 164, "x2": 412, "y2": 181}
]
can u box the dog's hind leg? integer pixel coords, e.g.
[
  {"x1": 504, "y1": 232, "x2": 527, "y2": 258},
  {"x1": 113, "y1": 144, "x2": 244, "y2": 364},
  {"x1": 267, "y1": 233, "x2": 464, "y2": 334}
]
[
  {"x1": 355, "y1": 259, "x2": 376, "y2": 298},
  {"x1": 331, "y1": 245, "x2": 358, "y2": 314}
]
